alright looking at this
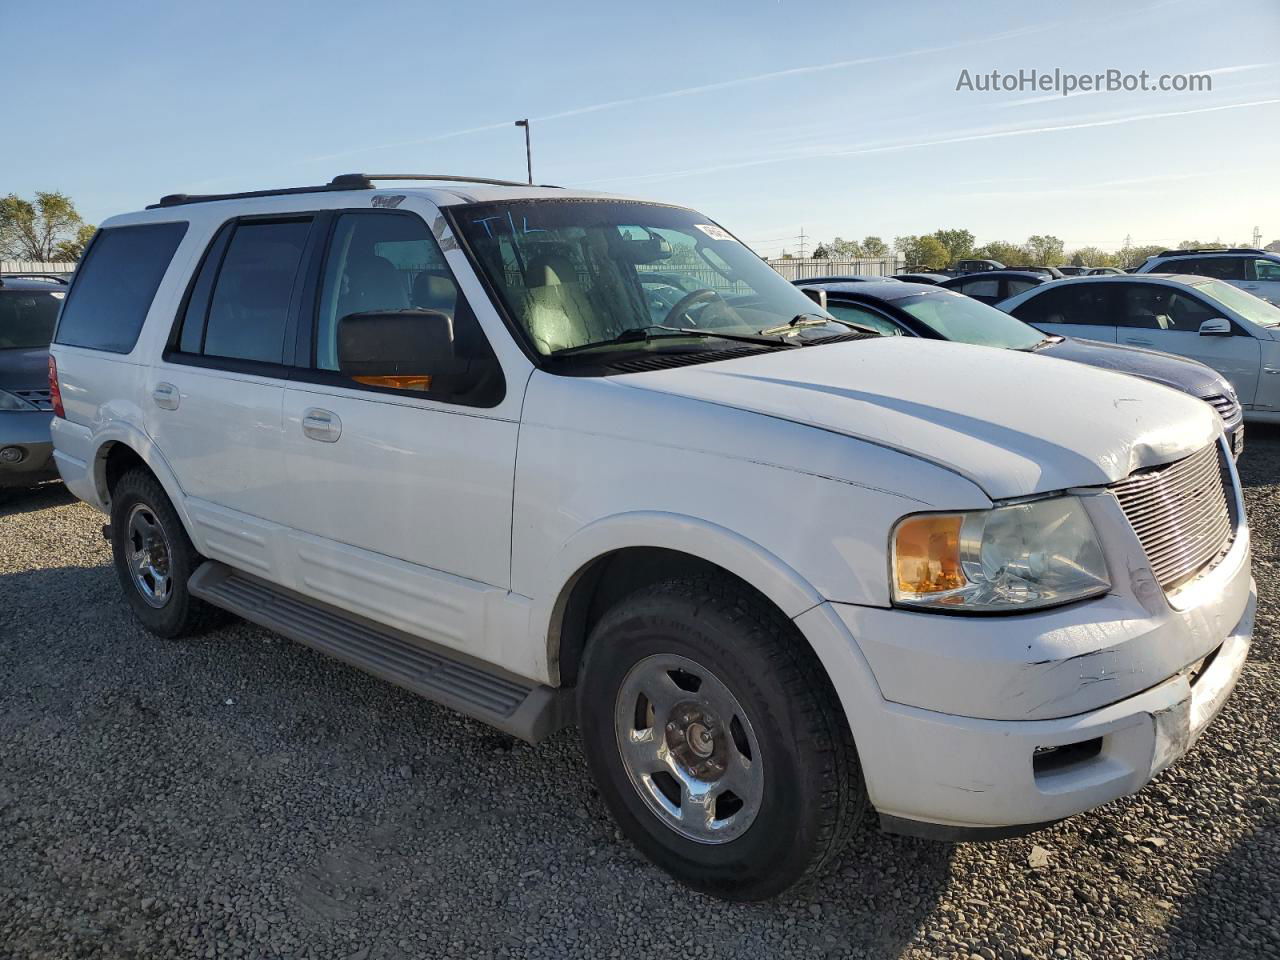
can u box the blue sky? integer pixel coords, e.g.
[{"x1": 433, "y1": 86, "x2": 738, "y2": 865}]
[{"x1": 4, "y1": 0, "x2": 1277, "y2": 255}]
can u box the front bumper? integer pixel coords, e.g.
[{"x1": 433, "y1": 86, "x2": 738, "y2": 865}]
[
  {"x1": 0, "y1": 412, "x2": 57, "y2": 487},
  {"x1": 868, "y1": 587, "x2": 1252, "y2": 834}
]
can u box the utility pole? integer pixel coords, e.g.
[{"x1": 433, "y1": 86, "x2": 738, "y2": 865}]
[
  {"x1": 514, "y1": 119, "x2": 532, "y2": 185},
  {"x1": 1254, "y1": 225, "x2": 1263, "y2": 249}
]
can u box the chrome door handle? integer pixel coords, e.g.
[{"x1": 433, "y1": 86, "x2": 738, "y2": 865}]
[
  {"x1": 1123, "y1": 338, "x2": 1153, "y2": 346},
  {"x1": 301, "y1": 408, "x2": 341, "y2": 442},
  {"x1": 152, "y1": 382, "x2": 180, "y2": 410}
]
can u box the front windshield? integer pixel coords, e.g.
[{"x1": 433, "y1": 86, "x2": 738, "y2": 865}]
[
  {"x1": 1193, "y1": 278, "x2": 1280, "y2": 328},
  {"x1": 0, "y1": 289, "x2": 62, "y2": 349},
  {"x1": 896, "y1": 289, "x2": 1045, "y2": 349},
  {"x1": 451, "y1": 200, "x2": 839, "y2": 356}
]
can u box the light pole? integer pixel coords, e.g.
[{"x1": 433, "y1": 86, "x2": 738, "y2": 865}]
[{"x1": 514, "y1": 119, "x2": 532, "y2": 185}]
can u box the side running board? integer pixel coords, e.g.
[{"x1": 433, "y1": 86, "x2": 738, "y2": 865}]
[{"x1": 188, "y1": 562, "x2": 573, "y2": 744}]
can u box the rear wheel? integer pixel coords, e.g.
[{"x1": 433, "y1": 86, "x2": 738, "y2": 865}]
[
  {"x1": 578, "y1": 575, "x2": 868, "y2": 900},
  {"x1": 109, "y1": 468, "x2": 220, "y2": 638}
]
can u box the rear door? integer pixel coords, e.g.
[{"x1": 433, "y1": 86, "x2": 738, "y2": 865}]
[
  {"x1": 147, "y1": 215, "x2": 317, "y2": 577},
  {"x1": 1007, "y1": 283, "x2": 1118, "y2": 343},
  {"x1": 1245, "y1": 258, "x2": 1280, "y2": 305},
  {"x1": 1112, "y1": 282, "x2": 1260, "y2": 404},
  {"x1": 948, "y1": 276, "x2": 1003, "y2": 305}
]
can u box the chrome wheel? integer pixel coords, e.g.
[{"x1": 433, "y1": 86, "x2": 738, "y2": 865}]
[
  {"x1": 614, "y1": 653, "x2": 763, "y2": 844},
  {"x1": 125, "y1": 503, "x2": 173, "y2": 608}
]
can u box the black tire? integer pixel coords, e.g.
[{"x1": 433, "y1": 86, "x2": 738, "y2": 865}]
[
  {"x1": 109, "y1": 468, "x2": 221, "y2": 638},
  {"x1": 578, "y1": 575, "x2": 868, "y2": 900}
]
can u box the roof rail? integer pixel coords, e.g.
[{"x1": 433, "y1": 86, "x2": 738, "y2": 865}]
[
  {"x1": 147, "y1": 173, "x2": 558, "y2": 209},
  {"x1": 0, "y1": 273, "x2": 70, "y2": 285},
  {"x1": 1155, "y1": 247, "x2": 1267, "y2": 258},
  {"x1": 329, "y1": 173, "x2": 559, "y2": 189}
]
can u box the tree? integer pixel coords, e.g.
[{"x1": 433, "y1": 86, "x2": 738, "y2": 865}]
[
  {"x1": 932, "y1": 229, "x2": 974, "y2": 261},
  {"x1": 1122, "y1": 244, "x2": 1166, "y2": 268},
  {"x1": 1066, "y1": 246, "x2": 1118, "y2": 268},
  {"x1": 1177, "y1": 240, "x2": 1226, "y2": 250},
  {"x1": 1266, "y1": 240, "x2": 1280, "y2": 253},
  {"x1": 971, "y1": 240, "x2": 1025, "y2": 266},
  {"x1": 826, "y1": 237, "x2": 864, "y2": 259},
  {"x1": 861, "y1": 236, "x2": 890, "y2": 258},
  {"x1": 0, "y1": 192, "x2": 94, "y2": 262},
  {"x1": 810, "y1": 243, "x2": 830, "y2": 259},
  {"x1": 913, "y1": 236, "x2": 949, "y2": 269},
  {"x1": 1024, "y1": 235, "x2": 1065, "y2": 265}
]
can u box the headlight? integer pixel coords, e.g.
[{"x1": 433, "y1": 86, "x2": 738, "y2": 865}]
[
  {"x1": 0, "y1": 390, "x2": 37, "y2": 412},
  {"x1": 891, "y1": 496, "x2": 1109, "y2": 612}
]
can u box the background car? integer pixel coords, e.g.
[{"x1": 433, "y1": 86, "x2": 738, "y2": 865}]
[
  {"x1": 999, "y1": 273, "x2": 1280, "y2": 425},
  {"x1": 1006, "y1": 265, "x2": 1065, "y2": 279},
  {"x1": 939, "y1": 269, "x2": 1052, "y2": 305},
  {"x1": 0, "y1": 274, "x2": 65, "y2": 487},
  {"x1": 1086, "y1": 267, "x2": 1126, "y2": 276},
  {"x1": 788, "y1": 274, "x2": 899, "y2": 286},
  {"x1": 1136, "y1": 248, "x2": 1280, "y2": 304},
  {"x1": 1057, "y1": 266, "x2": 1091, "y2": 276},
  {"x1": 890, "y1": 272, "x2": 950, "y2": 284},
  {"x1": 797, "y1": 279, "x2": 1245, "y2": 455},
  {"x1": 950, "y1": 258, "x2": 1005, "y2": 274}
]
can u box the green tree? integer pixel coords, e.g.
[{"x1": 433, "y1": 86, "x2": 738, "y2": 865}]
[
  {"x1": 971, "y1": 240, "x2": 1025, "y2": 266},
  {"x1": 914, "y1": 236, "x2": 950, "y2": 269},
  {"x1": 1122, "y1": 244, "x2": 1166, "y2": 268},
  {"x1": 861, "y1": 236, "x2": 890, "y2": 258},
  {"x1": 0, "y1": 192, "x2": 94, "y2": 262},
  {"x1": 931, "y1": 229, "x2": 974, "y2": 261},
  {"x1": 1067, "y1": 246, "x2": 1118, "y2": 268},
  {"x1": 811, "y1": 243, "x2": 830, "y2": 259},
  {"x1": 1025, "y1": 235, "x2": 1065, "y2": 264},
  {"x1": 1177, "y1": 240, "x2": 1226, "y2": 250}
]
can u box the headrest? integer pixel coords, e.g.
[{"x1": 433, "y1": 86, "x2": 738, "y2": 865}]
[{"x1": 525, "y1": 253, "x2": 578, "y2": 288}]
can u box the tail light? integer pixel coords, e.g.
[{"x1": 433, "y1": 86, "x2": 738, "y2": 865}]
[{"x1": 48, "y1": 355, "x2": 66, "y2": 418}]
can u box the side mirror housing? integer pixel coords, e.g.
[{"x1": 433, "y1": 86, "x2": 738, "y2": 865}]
[
  {"x1": 338, "y1": 309, "x2": 456, "y2": 390},
  {"x1": 800, "y1": 287, "x2": 828, "y2": 310},
  {"x1": 1199, "y1": 317, "x2": 1232, "y2": 337}
]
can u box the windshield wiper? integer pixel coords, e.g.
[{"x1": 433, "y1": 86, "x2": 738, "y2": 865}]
[
  {"x1": 552, "y1": 325, "x2": 793, "y2": 357},
  {"x1": 1026, "y1": 336, "x2": 1064, "y2": 352},
  {"x1": 760, "y1": 313, "x2": 882, "y2": 338}
]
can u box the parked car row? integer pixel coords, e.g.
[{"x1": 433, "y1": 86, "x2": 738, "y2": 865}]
[{"x1": 20, "y1": 174, "x2": 1257, "y2": 902}]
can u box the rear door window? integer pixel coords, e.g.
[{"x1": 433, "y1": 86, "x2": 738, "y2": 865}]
[
  {"x1": 171, "y1": 219, "x2": 312, "y2": 367},
  {"x1": 1010, "y1": 285, "x2": 1113, "y2": 326},
  {"x1": 54, "y1": 222, "x2": 188, "y2": 353},
  {"x1": 1174, "y1": 257, "x2": 1245, "y2": 281}
]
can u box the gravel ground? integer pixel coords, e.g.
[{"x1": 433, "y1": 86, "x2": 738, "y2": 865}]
[{"x1": 1, "y1": 436, "x2": 1278, "y2": 960}]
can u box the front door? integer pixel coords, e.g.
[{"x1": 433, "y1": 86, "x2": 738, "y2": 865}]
[
  {"x1": 1008, "y1": 283, "x2": 1118, "y2": 343},
  {"x1": 279, "y1": 208, "x2": 519, "y2": 658},
  {"x1": 1113, "y1": 283, "x2": 1261, "y2": 405}
]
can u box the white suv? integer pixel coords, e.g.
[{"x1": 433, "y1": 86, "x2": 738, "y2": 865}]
[
  {"x1": 48, "y1": 174, "x2": 1253, "y2": 900},
  {"x1": 1136, "y1": 247, "x2": 1280, "y2": 304}
]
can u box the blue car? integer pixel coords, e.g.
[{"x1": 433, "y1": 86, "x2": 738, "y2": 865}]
[{"x1": 0, "y1": 275, "x2": 65, "y2": 487}]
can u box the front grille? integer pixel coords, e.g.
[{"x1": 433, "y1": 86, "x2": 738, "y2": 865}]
[
  {"x1": 11, "y1": 388, "x2": 52, "y2": 411},
  {"x1": 1111, "y1": 443, "x2": 1234, "y2": 591},
  {"x1": 1203, "y1": 393, "x2": 1241, "y2": 424}
]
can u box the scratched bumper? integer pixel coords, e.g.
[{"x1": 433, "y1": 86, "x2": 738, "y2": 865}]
[{"x1": 855, "y1": 585, "x2": 1254, "y2": 832}]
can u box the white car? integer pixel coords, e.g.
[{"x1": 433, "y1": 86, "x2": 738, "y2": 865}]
[
  {"x1": 48, "y1": 174, "x2": 1253, "y2": 900},
  {"x1": 1000, "y1": 273, "x2": 1280, "y2": 423},
  {"x1": 1136, "y1": 248, "x2": 1280, "y2": 304}
]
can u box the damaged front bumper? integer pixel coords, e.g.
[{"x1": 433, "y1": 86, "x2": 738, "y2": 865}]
[{"x1": 865, "y1": 584, "x2": 1254, "y2": 838}]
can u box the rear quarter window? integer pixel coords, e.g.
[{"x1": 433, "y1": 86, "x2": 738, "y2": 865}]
[{"x1": 54, "y1": 221, "x2": 188, "y2": 353}]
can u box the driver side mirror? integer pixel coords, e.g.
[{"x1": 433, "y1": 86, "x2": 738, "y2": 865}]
[
  {"x1": 1198, "y1": 317, "x2": 1232, "y2": 337},
  {"x1": 800, "y1": 287, "x2": 828, "y2": 310},
  {"x1": 338, "y1": 309, "x2": 456, "y2": 391}
]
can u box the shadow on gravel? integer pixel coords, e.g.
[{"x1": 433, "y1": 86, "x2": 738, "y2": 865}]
[
  {"x1": 0, "y1": 481, "x2": 74, "y2": 518},
  {"x1": 1236, "y1": 424, "x2": 1280, "y2": 489},
  {"x1": 1156, "y1": 818, "x2": 1280, "y2": 959}
]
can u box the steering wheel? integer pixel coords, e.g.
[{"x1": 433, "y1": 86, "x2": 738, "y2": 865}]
[{"x1": 661, "y1": 288, "x2": 722, "y2": 328}]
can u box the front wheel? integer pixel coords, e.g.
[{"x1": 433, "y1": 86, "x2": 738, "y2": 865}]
[{"x1": 578, "y1": 576, "x2": 868, "y2": 900}]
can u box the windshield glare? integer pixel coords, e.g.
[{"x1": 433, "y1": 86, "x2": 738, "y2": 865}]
[
  {"x1": 0, "y1": 290, "x2": 62, "y2": 349},
  {"x1": 1194, "y1": 278, "x2": 1280, "y2": 327},
  {"x1": 897, "y1": 289, "x2": 1045, "y2": 349},
  {"x1": 452, "y1": 200, "x2": 838, "y2": 355}
]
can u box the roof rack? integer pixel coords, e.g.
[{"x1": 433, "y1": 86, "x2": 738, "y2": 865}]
[
  {"x1": 148, "y1": 173, "x2": 556, "y2": 209},
  {"x1": 1154, "y1": 247, "x2": 1266, "y2": 258}
]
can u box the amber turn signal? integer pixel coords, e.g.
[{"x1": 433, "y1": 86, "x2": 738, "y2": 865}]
[{"x1": 892, "y1": 514, "x2": 966, "y2": 597}]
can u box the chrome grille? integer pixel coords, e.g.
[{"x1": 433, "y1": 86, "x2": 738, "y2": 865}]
[
  {"x1": 11, "y1": 388, "x2": 52, "y2": 411},
  {"x1": 1111, "y1": 443, "x2": 1233, "y2": 591},
  {"x1": 1203, "y1": 393, "x2": 1241, "y2": 424}
]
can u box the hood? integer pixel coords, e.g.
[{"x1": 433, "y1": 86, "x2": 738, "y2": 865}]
[
  {"x1": 609, "y1": 338, "x2": 1219, "y2": 500},
  {"x1": 0, "y1": 346, "x2": 51, "y2": 391},
  {"x1": 1039, "y1": 337, "x2": 1232, "y2": 398}
]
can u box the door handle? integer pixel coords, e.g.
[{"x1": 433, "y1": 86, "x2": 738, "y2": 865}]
[
  {"x1": 152, "y1": 382, "x2": 180, "y2": 410},
  {"x1": 301, "y1": 408, "x2": 341, "y2": 442},
  {"x1": 1123, "y1": 337, "x2": 1153, "y2": 346}
]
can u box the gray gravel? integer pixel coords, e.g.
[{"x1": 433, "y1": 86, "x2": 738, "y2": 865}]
[{"x1": 1, "y1": 435, "x2": 1278, "y2": 960}]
